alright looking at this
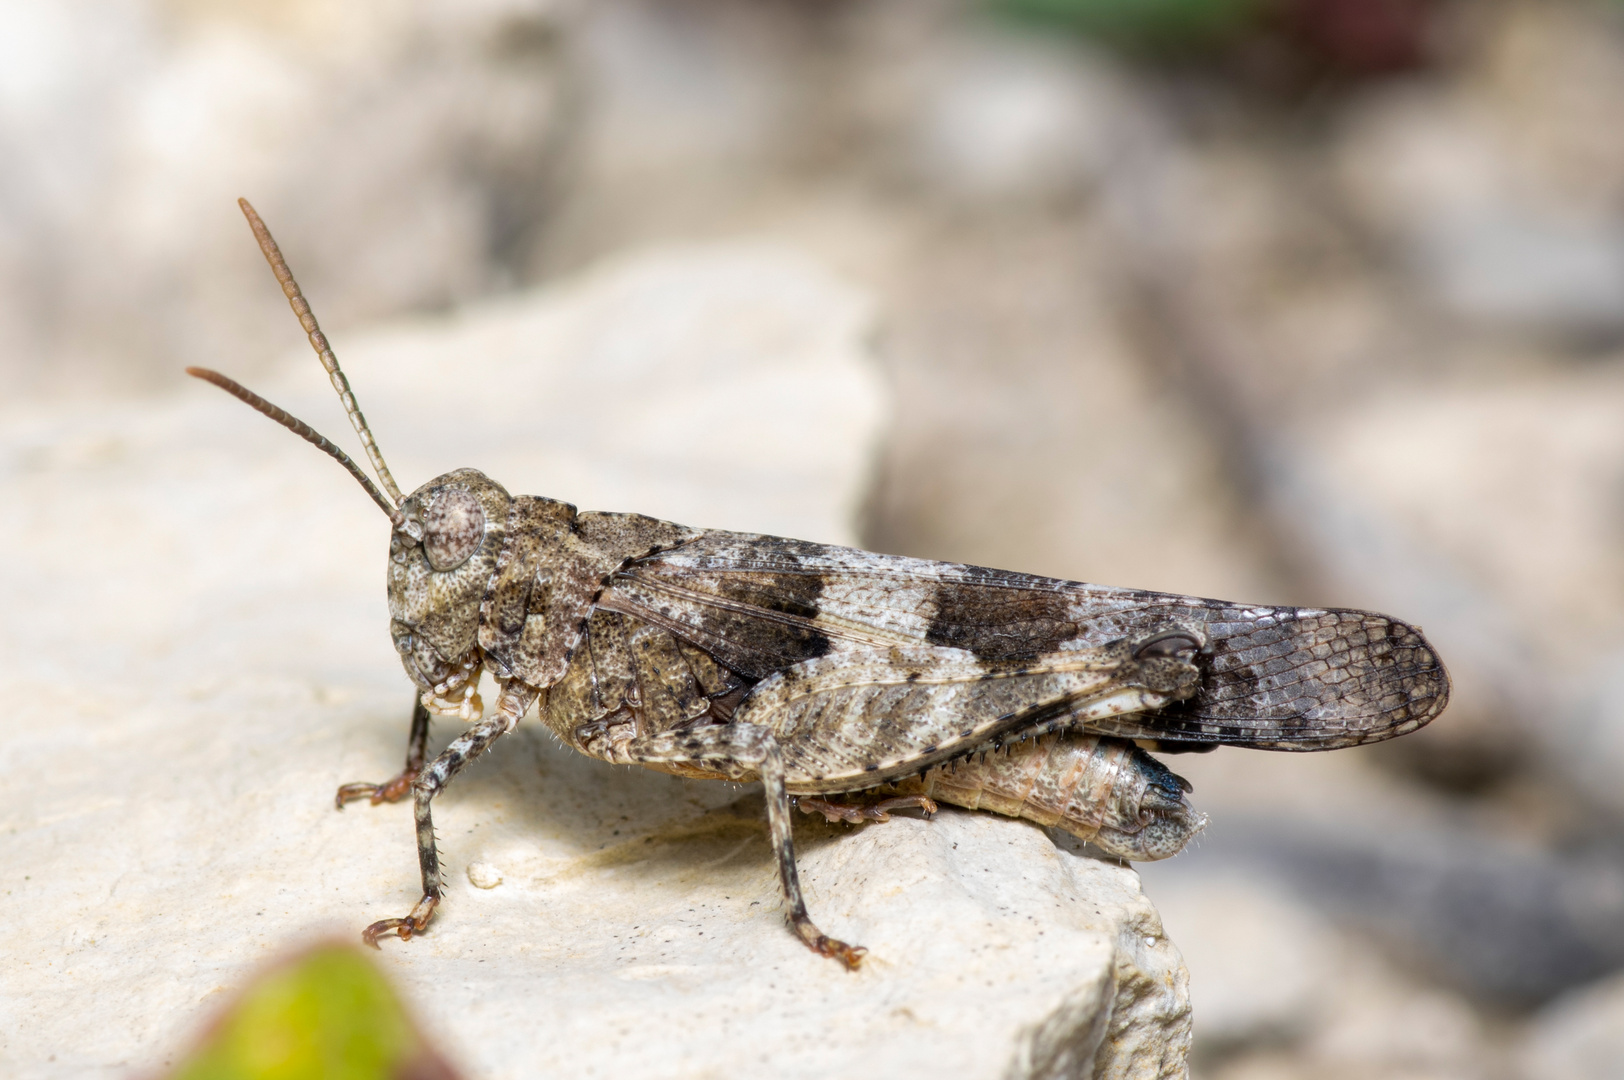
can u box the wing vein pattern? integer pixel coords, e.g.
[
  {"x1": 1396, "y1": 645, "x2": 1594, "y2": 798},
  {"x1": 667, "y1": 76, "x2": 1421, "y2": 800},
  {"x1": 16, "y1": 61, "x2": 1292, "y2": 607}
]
[{"x1": 599, "y1": 533, "x2": 1449, "y2": 750}]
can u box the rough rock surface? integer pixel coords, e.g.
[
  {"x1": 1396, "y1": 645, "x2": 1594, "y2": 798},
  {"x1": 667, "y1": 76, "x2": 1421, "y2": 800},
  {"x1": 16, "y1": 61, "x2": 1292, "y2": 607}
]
[
  {"x1": 1148, "y1": 868, "x2": 1493, "y2": 1079},
  {"x1": 0, "y1": 243, "x2": 1190, "y2": 1079}
]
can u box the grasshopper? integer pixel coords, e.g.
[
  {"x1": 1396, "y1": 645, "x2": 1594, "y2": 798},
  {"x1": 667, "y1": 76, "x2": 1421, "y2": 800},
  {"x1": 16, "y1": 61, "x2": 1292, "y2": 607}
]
[{"x1": 190, "y1": 200, "x2": 1449, "y2": 967}]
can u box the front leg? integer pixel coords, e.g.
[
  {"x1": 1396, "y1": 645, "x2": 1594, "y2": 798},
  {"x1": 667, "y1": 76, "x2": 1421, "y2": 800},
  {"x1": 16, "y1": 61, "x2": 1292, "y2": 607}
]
[
  {"x1": 626, "y1": 723, "x2": 865, "y2": 969},
  {"x1": 335, "y1": 697, "x2": 432, "y2": 809},
  {"x1": 363, "y1": 683, "x2": 536, "y2": 947}
]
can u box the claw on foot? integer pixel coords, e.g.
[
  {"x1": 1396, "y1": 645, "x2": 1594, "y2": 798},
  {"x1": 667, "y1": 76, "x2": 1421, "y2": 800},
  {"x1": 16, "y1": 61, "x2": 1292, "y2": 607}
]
[
  {"x1": 361, "y1": 895, "x2": 438, "y2": 948},
  {"x1": 335, "y1": 769, "x2": 419, "y2": 811},
  {"x1": 361, "y1": 917, "x2": 418, "y2": 948},
  {"x1": 791, "y1": 918, "x2": 866, "y2": 970},
  {"x1": 797, "y1": 794, "x2": 938, "y2": 825},
  {"x1": 819, "y1": 936, "x2": 867, "y2": 970}
]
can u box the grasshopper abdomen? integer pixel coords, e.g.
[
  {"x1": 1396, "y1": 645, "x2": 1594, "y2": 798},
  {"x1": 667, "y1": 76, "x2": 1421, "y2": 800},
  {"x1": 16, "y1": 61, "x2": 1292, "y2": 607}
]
[{"x1": 904, "y1": 733, "x2": 1206, "y2": 861}]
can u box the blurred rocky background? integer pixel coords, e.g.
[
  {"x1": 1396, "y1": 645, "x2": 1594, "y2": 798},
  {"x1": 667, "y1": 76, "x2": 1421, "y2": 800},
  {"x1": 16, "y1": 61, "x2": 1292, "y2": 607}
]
[{"x1": 4, "y1": 0, "x2": 1624, "y2": 1077}]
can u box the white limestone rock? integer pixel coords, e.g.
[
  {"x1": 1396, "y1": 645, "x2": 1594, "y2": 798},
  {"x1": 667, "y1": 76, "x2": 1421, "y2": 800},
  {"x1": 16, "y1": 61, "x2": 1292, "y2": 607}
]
[
  {"x1": 0, "y1": 0, "x2": 574, "y2": 396},
  {"x1": 1520, "y1": 970, "x2": 1624, "y2": 1080},
  {"x1": 1333, "y1": 4, "x2": 1624, "y2": 339},
  {"x1": 1148, "y1": 867, "x2": 1491, "y2": 1078},
  {"x1": 898, "y1": 31, "x2": 1130, "y2": 205},
  {"x1": 0, "y1": 242, "x2": 1189, "y2": 1079}
]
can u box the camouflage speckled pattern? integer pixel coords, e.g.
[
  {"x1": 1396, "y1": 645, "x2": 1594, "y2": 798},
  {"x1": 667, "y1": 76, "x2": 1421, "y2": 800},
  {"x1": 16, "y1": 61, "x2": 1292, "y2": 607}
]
[
  {"x1": 361, "y1": 467, "x2": 1448, "y2": 964},
  {"x1": 355, "y1": 467, "x2": 1449, "y2": 964},
  {"x1": 199, "y1": 201, "x2": 1451, "y2": 967}
]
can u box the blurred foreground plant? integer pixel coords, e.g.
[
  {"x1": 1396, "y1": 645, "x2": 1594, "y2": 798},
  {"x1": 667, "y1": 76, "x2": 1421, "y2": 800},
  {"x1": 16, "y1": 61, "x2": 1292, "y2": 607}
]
[{"x1": 163, "y1": 944, "x2": 459, "y2": 1080}]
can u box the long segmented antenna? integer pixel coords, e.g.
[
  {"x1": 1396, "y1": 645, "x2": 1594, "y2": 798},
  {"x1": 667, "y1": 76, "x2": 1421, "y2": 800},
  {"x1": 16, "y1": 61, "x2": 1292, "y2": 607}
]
[
  {"x1": 187, "y1": 366, "x2": 401, "y2": 522},
  {"x1": 237, "y1": 197, "x2": 405, "y2": 507}
]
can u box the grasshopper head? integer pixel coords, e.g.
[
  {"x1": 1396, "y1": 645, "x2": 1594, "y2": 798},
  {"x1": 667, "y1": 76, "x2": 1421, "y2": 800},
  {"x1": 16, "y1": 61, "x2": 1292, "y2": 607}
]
[
  {"x1": 388, "y1": 469, "x2": 512, "y2": 696},
  {"x1": 194, "y1": 202, "x2": 519, "y2": 714}
]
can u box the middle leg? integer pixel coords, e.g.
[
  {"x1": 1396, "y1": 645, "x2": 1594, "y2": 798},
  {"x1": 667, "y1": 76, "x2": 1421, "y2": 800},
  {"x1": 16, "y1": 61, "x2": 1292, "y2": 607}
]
[{"x1": 796, "y1": 793, "x2": 938, "y2": 825}]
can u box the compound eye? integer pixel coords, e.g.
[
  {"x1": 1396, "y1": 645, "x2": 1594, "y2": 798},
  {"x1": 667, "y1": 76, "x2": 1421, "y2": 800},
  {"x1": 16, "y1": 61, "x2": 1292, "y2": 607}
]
[{"x1": 422, "y1": 488, "x2": 486, "y2": 571}]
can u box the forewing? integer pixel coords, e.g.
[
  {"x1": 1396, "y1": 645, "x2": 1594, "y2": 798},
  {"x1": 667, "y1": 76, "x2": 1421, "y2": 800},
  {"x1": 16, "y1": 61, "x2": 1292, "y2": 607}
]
[{"x1": 602, "y1": 533, "x2": 1449, "y2": 750}]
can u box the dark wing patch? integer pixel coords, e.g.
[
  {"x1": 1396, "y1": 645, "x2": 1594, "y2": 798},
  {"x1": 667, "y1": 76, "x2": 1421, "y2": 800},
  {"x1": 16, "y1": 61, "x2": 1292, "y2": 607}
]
[
  {"x1": 599, "y1": 553, "x2": 835, "y2": 679},
  {"x1": 923, "y1": 567, "x2": 1082, "y2": 661}
]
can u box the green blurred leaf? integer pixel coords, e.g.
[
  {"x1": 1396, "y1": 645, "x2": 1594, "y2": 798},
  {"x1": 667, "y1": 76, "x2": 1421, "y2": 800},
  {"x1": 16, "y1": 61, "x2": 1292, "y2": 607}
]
[
  {"x1": 167, "y1": 944, "x2": 457, "y2": 1080},
  {"x1": 989, "y1": 0, "x2": 1268, "y2": 47}
]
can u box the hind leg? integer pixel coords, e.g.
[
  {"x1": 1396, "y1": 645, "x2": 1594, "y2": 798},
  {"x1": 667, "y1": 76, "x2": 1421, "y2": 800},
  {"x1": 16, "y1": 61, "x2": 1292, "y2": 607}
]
[{"x1": 625, "y1": 723, "x2": 865, "y2": 969}]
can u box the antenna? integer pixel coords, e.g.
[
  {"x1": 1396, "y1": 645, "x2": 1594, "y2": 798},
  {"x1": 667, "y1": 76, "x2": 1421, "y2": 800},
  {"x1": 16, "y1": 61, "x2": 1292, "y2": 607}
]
[
  {"x1": 237, "y1": 198, "x2": 405, "y2": 506},
  {"x1": 187, "y1": 367, "x2": 401, "y2": 520}
]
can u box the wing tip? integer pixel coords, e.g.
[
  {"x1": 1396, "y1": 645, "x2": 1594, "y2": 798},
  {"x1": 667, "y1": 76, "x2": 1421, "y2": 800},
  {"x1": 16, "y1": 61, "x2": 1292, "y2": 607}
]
[{"x1": 1178, "y1": 607, "x2": 1453, "y2": 751}]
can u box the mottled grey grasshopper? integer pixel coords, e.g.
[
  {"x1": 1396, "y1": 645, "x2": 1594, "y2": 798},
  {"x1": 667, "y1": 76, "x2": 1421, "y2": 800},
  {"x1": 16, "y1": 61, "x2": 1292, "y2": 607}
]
[{"x1": 190, "y1": 200, "x2": 1450, "y2": 967}]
